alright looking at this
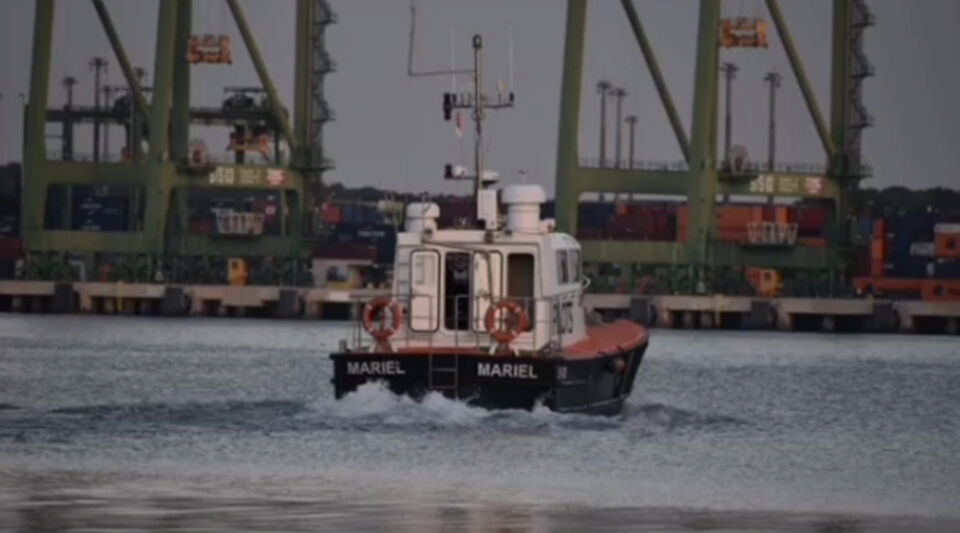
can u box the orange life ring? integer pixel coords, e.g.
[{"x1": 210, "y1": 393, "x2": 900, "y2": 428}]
[
  {"x1": 362, "y1": 298, "x2": 403, "y2": 342},
  {"x1": 484, "y1": 300, "x2": 529, "y2": 344}
]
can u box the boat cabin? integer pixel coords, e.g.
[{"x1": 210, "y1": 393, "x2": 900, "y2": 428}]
[{"x1": 353, "y1": 184, "x2": 587, "y2": 354}]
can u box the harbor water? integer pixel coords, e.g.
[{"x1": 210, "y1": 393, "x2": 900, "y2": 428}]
[{"x1": 1, "y1": 315, "x2": 958, "y2": 531}]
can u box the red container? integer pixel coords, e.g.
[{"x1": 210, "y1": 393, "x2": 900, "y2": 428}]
[
  {"x1": 921, "y1": 279, "x2": 960, "y2": 302},
  {"x1": 0, "y1": 238, "x2": 22, "y2": 259},
  {"x1": 717, "y1": 226, "x2": 748, "y2": 243},
  {"x1": 321, "y1": 204, "x2": 341, "y2": 224},
  {"x1": 870, "y1": 237, "x2": 885, "y2": 261},
  {"x1": 872, "y1": 219, "x2": 886, "y2": 239},
  {"x1": 762, "y1": 205, "x2": 776, "y2": 222},
  {"x1": 796, "y1": 237, "x2": 827, "y2": 248},
  {"x1": 717, "y1": 205, "x2": 756, "y2": 229},
  {"x1": 797, "y1": 207, "x2": 828, "y2": 233},
  {"x1": 935, "y1": 233, "x2": 960, "y2": 258}
]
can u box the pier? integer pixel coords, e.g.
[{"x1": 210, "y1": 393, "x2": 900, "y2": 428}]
[
  {"x1": 0, "y1": 280, "x2": 957, "y2": 334},
  {"x1": 0, "y1": 281, "x2": 387, "y2": 321},
  {"x1": 589, "y1": 294, "x2": 960, "y2": 335}
]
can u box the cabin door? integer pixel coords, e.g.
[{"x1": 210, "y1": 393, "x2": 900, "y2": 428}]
[
  {"x1": 472, "y1": 251, "x2": 504, "y2": 332},
  {"x1": 409, "y1": 250, "x2": 440, "y2": 331}
]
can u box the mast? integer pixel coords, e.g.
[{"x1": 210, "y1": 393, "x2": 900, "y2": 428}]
[
  {"x1": 406, "y1": 3, "x2": 514, "y2": 222},
  {"x1": 472, "y1": 35, "x2": 484, "y2": 201}
]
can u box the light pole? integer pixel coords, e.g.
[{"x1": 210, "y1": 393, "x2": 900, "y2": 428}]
[
  {"x1": 596, "y1": 80, "x2": 611, "y2": 168},
  {"x1": 625, "y1": 114, "x2": 637, "y2": 169},
  {"x1": 89, "y1": 57, "x2": 108, "y2": 162},
  {"x1": 102, "y1": 86, "x2": 113, "y2": 160},
  {"x1": 720, "y1": 62, "x2": 738, "y2": 168},
  {"x1": 63, "y1": 76, "x2": 78, "y2": 160},
  {"x1": 130, "y1": 68, "x2": 148, "y2": 159},
  {"x1": 764, "y1": 71, "x2": 782, "y2": 172},
  {"x1": 611, "y1": 87, "x2": 626, "y2": 168}
]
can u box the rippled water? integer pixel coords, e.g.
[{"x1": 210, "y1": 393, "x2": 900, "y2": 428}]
[{"x1": 1, "y1": 315, "x2": 958, "y2": 531}]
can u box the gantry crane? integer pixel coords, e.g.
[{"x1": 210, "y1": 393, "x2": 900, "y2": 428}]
[
  {"x1": 554, "y1": 0, "x2": 874, "y2": 296},
  {"x1": 22, "y1": 0, "x2": 336, "y2": 284}
]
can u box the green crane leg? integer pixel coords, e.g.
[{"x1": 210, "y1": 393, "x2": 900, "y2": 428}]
[
  {"x1": 90, "y1": 0, "x2": 150, "y2": 132},
  {"x1": 765, "y1": 0, "x2": 836, "y2": 159},
  {"x1": 293, "y1": 0, "x2": 312, "y2": 150},
  {"x1": 170, "y1": 0, "x2": 191, "y2": 163},
  {"x1": 830, "y1": 0, "x2": 853, "y2": 267},
  {"x1": 685, "y1": 0, "x2": 721, "y2": 266},
  {"x1": 620, "y1": 0, "x2": 691, "y2": 163},
  {"x1": 830, "y1": 0, "x2": 851, "y2": 174},
  {"x1": 225, "y1": 0, "x2": 297, "y2": 153},
  {"x1": 554, "y1": 0, "x2": 587, "y2": 235},
  {"x1": 148, "y1": 0, "x2": 177, "y2": 161},
  {"x1": 24, "y1": 0, "x2": 55, "y2": 236}
]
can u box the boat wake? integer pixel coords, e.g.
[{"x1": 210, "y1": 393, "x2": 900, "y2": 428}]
[{"x1": 0, "y1": 384, "x2": 744, "y2": 444}]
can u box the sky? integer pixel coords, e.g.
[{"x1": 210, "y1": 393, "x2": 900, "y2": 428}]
[{"x1": 0, "y1": 0, "x2": 958, "y2": 195}]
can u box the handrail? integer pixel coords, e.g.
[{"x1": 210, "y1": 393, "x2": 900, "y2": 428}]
[{"x1": 344, "y1": 287, "x2": 583, "y2": 355}]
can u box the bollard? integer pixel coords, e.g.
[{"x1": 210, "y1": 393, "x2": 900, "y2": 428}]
[
  {"x1": 822, "y1": 315, "x2": 836, "y2": 333},
  {"x1": 871, "y1": 302, "x2": 896, "y2": 333},
  {"x1": 162, "y1": 287, "x2": 187, "y2": 316},
  {"x1": 699, "y1": 311, "x2": 714, "y2": 329},
  {"x1": 51, "y1": 282, "x2": 75, "y2": 314},
  {"x1": 629, "y1": 297, "x2": 652, "y2": 326},
  {"x1": 745, "y1": 300, "x2": 774, "y2": 330},
  {"x1": 277, "y1": 289, "x2": 301, "y2": 319}
]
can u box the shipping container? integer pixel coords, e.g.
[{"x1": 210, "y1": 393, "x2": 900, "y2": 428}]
[
  {"x1": 852, "y1": 277, "x2": 923, "y2": 300},
  {"x1": 872, "y1": 219, "x2": 886, "y2": 239},
  {"x1": 854, "y1": 218, "x2": 873, "y2": 241},
  {"x1": 934, "y1": 258, "x2": 960, "y2": 279},
  {"x1": 934, "y1": 223, "x2": 960, "y2": 234},
  {"x1": 849, "y1": 245, "x2": 871, "y2": 277},
  {"x1": 576, "y1": 227, "x2": 604, "y2": 240},
  {"x1": 796, "y1": 237, "x2": 827, "y2": 248},
  {"x1": 321, "y1": 204, "x2": 342, "y2": 224},
  {"x1": 796, "y1": 206, "x2": 828, "y2": 237},
  {"x1": 71, "y1": 194, "x2": 129, "y2": 232},
  {"x1": 312, "y1": 242, "x2": 377, "y2": 261},
  {"x1": 921, "y1": 280, "x2": 960, "y2": 302},
  {"x1": 0, "y1": 214, "x2": 17, "y2": 238},
  {"x1": 883, "y1": 254, "x2": 935, "y2": 279},
  {"x1": 935, "y1": 232, "x2": 960, "y2": 258},
  {"x1": 578, "y1": 202, "x2": 615, "y2": 229},
  {"x1": 909, "y1": 242, "x2": 936, "y2": 257},
  {"x1": 0, "y1": 238, "x2": 22, "y2": 260},
  {"x1": 870, "y1": 237, "x2": 885, "y2": 261}
]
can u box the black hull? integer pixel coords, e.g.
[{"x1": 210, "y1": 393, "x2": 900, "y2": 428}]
[{"x1": 330, "y1": 342, "x2": 646, "y2": 416}]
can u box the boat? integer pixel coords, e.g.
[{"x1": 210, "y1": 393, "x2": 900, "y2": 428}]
[{"x1": 329, "y1": 33, "x2": 649, "y2": 416}]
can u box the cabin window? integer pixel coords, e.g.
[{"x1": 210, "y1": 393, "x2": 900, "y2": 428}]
[
  {"x1": 570, "y1": 250, "x2": 582, "y2": 282},
  {"x1": 507, "y1": 253, "x2": 535, "y2": 331},
  {"x1": 557, "y1": 250, "x2": 569, "y2": 284},
  {"x1": 410, "y1": 250, "x2": 440, "y2": 331},
  {"x1": 444, "y1": 251, "x2": 471, "y2": 331}
]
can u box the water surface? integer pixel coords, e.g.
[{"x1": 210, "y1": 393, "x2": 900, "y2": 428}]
[{"x1": 1, "y1": 315, "x2": 958, "y2": 531}]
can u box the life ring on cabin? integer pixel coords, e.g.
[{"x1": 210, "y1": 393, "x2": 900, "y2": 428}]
[
  {"x1": 484, "y1": 300, "x2": 529, "y2": 344},
  {"x1": 362, "y1": 298, "x2": 403, "y2": 342}
]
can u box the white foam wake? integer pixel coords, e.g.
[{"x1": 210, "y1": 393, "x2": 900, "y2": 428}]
[{"x1": 305, "y1": 382, "x2": 623, "y2": 431}]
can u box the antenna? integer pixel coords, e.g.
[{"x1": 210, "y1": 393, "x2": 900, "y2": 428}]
[
  {"x1": 408, "y1": 1, "x2": 472, "y2": 77},
  {"x1": 407, "y1": 3, "x2": 516, "y2": 227},
  {"x1": 508, "y1": 24, "x2": 514, "y2": 93},
  {"x1": 450, "y1": 26, "x2": 456, "y2": 92}
]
